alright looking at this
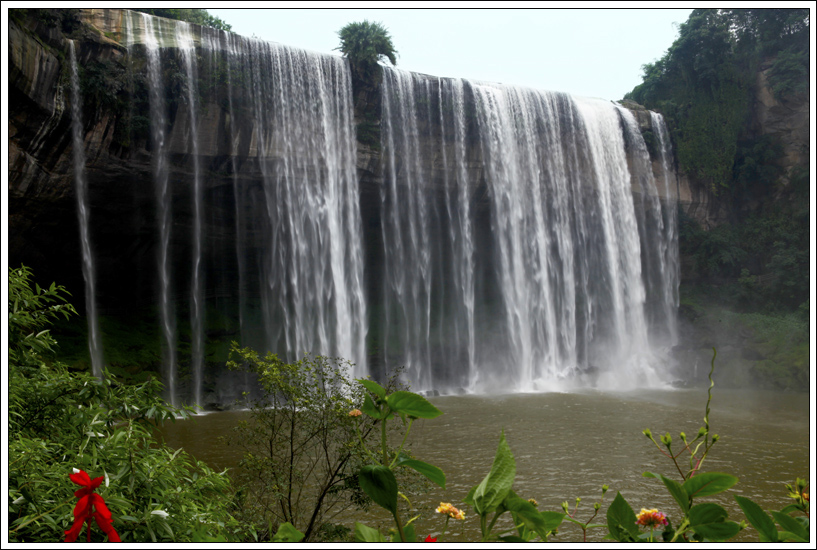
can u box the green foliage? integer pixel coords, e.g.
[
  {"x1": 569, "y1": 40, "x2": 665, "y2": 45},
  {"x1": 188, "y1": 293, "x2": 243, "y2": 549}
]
[
  {"x1": 8, "y1": 267, "x2": 245, "y2": 543},
  {"x1": 8, "y1": 266, "x2": 77, "y2": 371},
  {"x1": 336, "y1": 20, "x2": 397, "y2": 81},
  {"x1": 225, "y1": 347, "x2": 394, "y2": 541},
  {"x1": 133, "y1": 9, "x2": 231, "y2": 31},
  {"x1": 626, "y1": 9, "x2": 808, "y2": 193}
]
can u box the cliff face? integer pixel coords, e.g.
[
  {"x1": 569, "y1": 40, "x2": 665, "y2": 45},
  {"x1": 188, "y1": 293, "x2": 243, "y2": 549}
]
[{"x1": 8, "y1": 8, "x2": 674, "y2": 304}]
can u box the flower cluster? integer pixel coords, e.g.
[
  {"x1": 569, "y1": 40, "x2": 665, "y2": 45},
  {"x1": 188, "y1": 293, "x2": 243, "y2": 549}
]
[
  {"x1": 348, "y1": 409, "x2": 362, "y2": 417},
  {"x1": 64, "y1": 470, "x2": 121, "y2": 542},
  {"x1": 636, "y1": 508, "x2": 669, "y2": 529},
  {"x1": 436, "y1": 502, "x2": 465, "y2": 520}
]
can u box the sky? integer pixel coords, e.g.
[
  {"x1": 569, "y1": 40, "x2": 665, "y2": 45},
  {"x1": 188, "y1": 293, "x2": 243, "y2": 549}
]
[{"x1": 207, "y1": 7, "x2": 694, "y2": 102}]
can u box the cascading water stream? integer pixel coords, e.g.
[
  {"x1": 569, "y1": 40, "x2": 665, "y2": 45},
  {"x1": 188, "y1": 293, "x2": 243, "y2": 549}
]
[
  {"x1": 114, "y1": 11, "x2": 676, "y2": 402},
  {"x1": 175, "y1": 22, "x2": 205, "y2": 406},
  {"x1": 68, "y1": 40, "x2": 103, "y2": 377},
  {"x1": 379, "y1": 69, "x2": 678, "y2": 393},
  {"x1": 141, "y1": 12, "x2": 177, "y2": 405}
]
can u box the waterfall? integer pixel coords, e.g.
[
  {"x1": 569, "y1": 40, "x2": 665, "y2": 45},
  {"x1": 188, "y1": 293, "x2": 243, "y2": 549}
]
[
  {"x1": 379, "y1": 69, "x2": 678, "y2": 393},
  {"x1": 141, "y1": 12, "x2": 177, "y2": 405},
  {"x1": 176, "y1": 22, "x2": 205, "y2": 406},
  {"x1": 68, "y1": 41, "x2": 103, "y2": 377},
  {"x1": 110, "y1": 11, "x2": 677, "y2": 402}
]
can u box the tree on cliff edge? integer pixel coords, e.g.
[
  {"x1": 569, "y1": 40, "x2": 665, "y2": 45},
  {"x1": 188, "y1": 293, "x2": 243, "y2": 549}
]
[{"x1": 336, "y1": 20, "x2": 398, "y2": 82}]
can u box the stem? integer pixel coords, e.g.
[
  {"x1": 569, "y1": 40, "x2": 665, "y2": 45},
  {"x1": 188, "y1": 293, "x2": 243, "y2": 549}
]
[
  {"x1": 380, "y1": 411, "x2": 388, "y2": 466},
  {"x1": 440, "y1": 516, "x2": 450, "y2": 539},
  {"x1": 670, "y1": 519, "x2": 690, "y2": 542},
  {"x1": 389, "y1": 418, "x2": 413, "y2": 468},
  {"x1": 483, "y1": 511, "x2": 502, "y2": 541},
  {"x1": 392, "y1": 507, "x2": 406, "y2": 542}
]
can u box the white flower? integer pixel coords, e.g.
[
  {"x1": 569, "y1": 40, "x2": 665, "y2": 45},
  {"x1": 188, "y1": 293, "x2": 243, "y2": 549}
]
[
  {"x1": 73, "y1": 468, "x2": 81, "y2": 474},
  {"x1": 13, "y1": 496, "x2": 25, "y2": 505},
  {"x1": 151, "y1": 510, "x2": 170, "y2": 519}
]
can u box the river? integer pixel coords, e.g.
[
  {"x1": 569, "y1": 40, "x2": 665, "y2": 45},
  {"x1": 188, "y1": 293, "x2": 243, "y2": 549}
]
[{"x1": 159, "y1": 386, "x2": 810, "y2": 542}]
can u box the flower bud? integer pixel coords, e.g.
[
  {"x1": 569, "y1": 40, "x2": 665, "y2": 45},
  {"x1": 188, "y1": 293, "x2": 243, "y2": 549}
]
[
  {"x1": 679, "y1": 431, "x2": 687, "y2": 443},
  {"x1": 643, "y1": 428, "x2": 653, "y2": 438},
  {"x1": 712, "y1": 433, "x2": 719, "y2": 442},
  {"x1": 594, "y1": 502, "x2": 601, "y2": 511},
  {"x1": 697, "y1": 426, "x2": 707, "y2": 438},
  {"x1": 561, "y1": 501, "x2": 569, "y2": 513},
  {"x1": 602, "y1": 484, "x2": 609, "y2": 495}
]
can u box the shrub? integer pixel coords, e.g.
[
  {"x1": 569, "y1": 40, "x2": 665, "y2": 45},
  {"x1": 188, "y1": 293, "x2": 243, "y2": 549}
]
[
  {"x1": 8, "y1": 266, "x2": 246, "y2": 542},
  {"x1": 225, "y1": 346, "x2": 404, "y2": 541}
]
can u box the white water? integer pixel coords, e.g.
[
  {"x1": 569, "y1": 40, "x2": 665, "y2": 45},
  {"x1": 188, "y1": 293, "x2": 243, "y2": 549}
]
[
  {"x1": 118, "y1": 12, "x2": 676, "y2": 402},
  {"x1": 141, "y1": 12, "x2": 177, "y2": 405},
  {"x1": 68, "y1": 41, "x2": 103, "y2": 377},
  {"x1": 379, "y1": 70, "x2": 679, "y2": 393},
  {"x1": 176, "y1": 22, "x2": 205, "y2": 406}
]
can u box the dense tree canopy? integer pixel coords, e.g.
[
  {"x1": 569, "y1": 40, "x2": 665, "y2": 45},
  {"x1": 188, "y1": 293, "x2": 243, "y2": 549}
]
[
  {"x1": 626, "y1": 8, "x2": 808, "y2": 193},
  {"x1": 134, "y1": 9, "x2": 231, "y2": 32}
]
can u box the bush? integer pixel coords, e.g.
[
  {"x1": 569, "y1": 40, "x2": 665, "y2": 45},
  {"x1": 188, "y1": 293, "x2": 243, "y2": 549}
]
[
  {"x1": 225, "y1": 346, "x2": 405, "y2": 541},
  {"x1": 8, "y1": 266, "x2": 246, "y2": 542}
]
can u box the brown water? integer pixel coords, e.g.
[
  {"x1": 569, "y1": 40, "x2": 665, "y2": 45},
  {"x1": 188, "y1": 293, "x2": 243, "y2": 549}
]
[{"x1": 159, "y1": 387, "x2": 811, "y2": 542}]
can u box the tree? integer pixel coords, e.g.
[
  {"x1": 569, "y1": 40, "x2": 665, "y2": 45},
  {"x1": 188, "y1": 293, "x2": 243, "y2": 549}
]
[
  {"x1": 336, "y1": 20, "x2": 398, "y2": 81},
  {"x1": 225, "y1": 346, "x2": 404, "y2": 541},
  {"x1": 133, "y1": 9, "x2": 232, "y2": 32}
]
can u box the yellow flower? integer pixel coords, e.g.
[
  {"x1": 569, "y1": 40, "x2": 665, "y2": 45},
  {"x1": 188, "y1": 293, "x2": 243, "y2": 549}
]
[
  {"x1": 348, "y1": 409, "x2": 362, "y2": 417},
  {"x1": 436, "y1": 502, "x2": 465, "y2": 520},
  {"x1": 636, "y1": 508, "x2": 668, "y2": 528}
]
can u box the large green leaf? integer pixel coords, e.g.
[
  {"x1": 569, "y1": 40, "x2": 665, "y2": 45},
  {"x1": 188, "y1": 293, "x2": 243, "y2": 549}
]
[
  {"x1": 396, "y1": 457, "x2": 445, "y2": 489},
  {"x1": 689, "y1": 502, "x2": 728, "y2": 525},
  {"x1": 504, "y1": 495, "x2": 549, "y2": 540},
  {"x1": 606, "y1": 492, "x2": 639, "y2": 542},
  {"x1": 689, "y1": 502, "x2": 740, "y2": 541},
  {"x1": 472, "y1": 431, "x2": 516, "y2": 515},
  {"x1": 734, "y1": 495, "x2": 777, "y2": 542},
  {"x1": 683, "y1": 472, "x2": 738, "y2": 499},
  {"x1": 540, "y1": 511, "x2": 566, "y2": 534},
  {"x1": 402, "y1": 523, "x2": 416, "y2": 543},
  {"x1": 359, "y1": 465, "x2": 398, "y2": 514},
  {"x1": 272, "y1": 522, "x2": 305, "y2": 542},
  {"x1": 693, "y1": 521, "x2": 741, "y2": 541},
  {"x1": 357, "y1": 378, "x2": 386, "y2": 399},
  {"x1": 771, "y1": 511, "x2": 809, "y2": 541},
  {"x1": 361, "y1": 392, "x2": 381, "y2": 419},
  {"x1": 385, "y1": 391, "x2": 442, "y2": 419},
  {"x1": 644, "y1": 471, "x2": 690, "y2": 514},
  {"x1": 354, "y1": 522, "x2": 386, "y2": 542}
]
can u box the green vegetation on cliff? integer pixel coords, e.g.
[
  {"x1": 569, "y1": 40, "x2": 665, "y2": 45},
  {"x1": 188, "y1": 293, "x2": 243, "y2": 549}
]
[
  {"x1": 132, "y1": 9, "x2": 231, "y2": 31},
  {"x1": 626, "y1": 8, "x2": 808, "y2": 194}
]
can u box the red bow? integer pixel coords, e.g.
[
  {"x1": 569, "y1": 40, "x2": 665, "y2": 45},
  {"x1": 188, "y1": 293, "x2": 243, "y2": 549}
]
[
  {"x1": 64, "y1": 470, "x2": 121, "y2": 542},
  {"x1": 425, "y1": 535, "x2": 437, "y2": 542}
]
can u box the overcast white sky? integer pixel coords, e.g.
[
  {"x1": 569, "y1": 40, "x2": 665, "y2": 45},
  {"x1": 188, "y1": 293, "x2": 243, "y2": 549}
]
[{"x1": 207, "y1": 7, "x2": 694, "y2": 101}]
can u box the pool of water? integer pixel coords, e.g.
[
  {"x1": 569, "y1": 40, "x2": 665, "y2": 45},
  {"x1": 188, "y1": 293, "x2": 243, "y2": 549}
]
[{"x1": 159, "y1": 387, "x2": 811, "y2": 542}]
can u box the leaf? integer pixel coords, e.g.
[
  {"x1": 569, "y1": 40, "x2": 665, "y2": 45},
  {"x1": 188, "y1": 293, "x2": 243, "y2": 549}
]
[
  {"x1": 776, "y1": 530, "x2": 808, "y2": 543},
  {"x1": 354, "y1": 522, "x2": 386, "y2": 542},
  {"x1": 683, "y1": 472, "x2": 738, "y2": 499},
  {"x1": 734, "y1": 495, "x2": 777, "y2": 542},
  {"x1": 771, "y1": 511, "x2": 809, "y2": 540},
  {"x1": 357, "y1": 378, "x2": 386, "y2": 399},
  {"x1": 503, "y1": 495, "x2": 551, "y2": 540},
  {"x1": 472, "y1": 430, "x2": 516, "y2": 515},
  {"x1": 273, "y1": 522, "x2": 305, "y2": 542},
  {"x1": 644, "y1": 471, "x2": 690, "y2": 514},
  {"x1": 688, "y1": 502, "x2": 740, "y2": 541},
  {"x1": 689, "y1": 502, "x2": 728, "y2": 525},
  {"x1": 396, "y1": 457, "x2": 445, "y2": 489},
  {"x1": 361, "y1": 392, "x2": 381, "y2": 419},
  {"x1": 385, "y1": 391, "x2": 442, "y2": 419},
  {"x1": 359, "y1": 465, "x2": 398, "y2": 514},
  {"x1": 692, "y1": 520, "x2": 741, "y2": 541},
  {"x1": 606, "y1": 492, "x2": 639, "y2": 542},
  {"x1": 402, "y1": 523, "x2": 416, "y2": 543}
]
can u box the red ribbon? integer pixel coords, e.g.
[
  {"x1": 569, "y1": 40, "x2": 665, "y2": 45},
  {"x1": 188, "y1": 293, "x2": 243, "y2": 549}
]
[{"x1": 64, "y1": 470, "x2": 121, "y2": 542}]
